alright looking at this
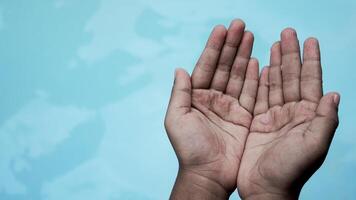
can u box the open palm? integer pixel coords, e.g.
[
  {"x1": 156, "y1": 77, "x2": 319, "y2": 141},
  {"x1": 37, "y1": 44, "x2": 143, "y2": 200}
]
[
  {"x1": 165, "y1": 20, "x2": 260, "y2": 194},
  {"x1": 237, "y1": 29, "x2": 340, "y2": 199}
]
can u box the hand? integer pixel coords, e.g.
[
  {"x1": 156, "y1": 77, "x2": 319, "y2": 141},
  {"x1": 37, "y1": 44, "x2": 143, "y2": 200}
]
[
  {"x1": 165, "y1": 19, "x2": 258, "y2": 199},
  {"x1": 237, "y1": 28, "x2": 340, "y2": 199}
]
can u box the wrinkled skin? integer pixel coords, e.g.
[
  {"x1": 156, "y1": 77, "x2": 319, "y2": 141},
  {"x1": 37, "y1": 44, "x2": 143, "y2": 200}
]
[
  {"x1": 167, "y1": 88, "x2": 254, "y2": 192},
  {"x1": 165, "y1": 20, "x2": 257, "y2": 195},
  {"x1": 237, "y1": 29, "x2": 339, "y2": 199},
  {"x1": 165, "y1": 19, "x2": 340, "y2": 200}
]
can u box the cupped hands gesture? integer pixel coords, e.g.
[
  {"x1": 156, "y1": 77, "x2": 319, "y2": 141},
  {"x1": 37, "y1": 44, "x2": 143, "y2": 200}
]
[{"x1": 164, "y1": 19, "x2": 340, "y2": 200}]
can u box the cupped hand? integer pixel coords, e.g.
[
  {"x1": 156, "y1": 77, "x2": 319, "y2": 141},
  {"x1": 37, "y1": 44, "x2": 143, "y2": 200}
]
[
  {"x1": 237, "y1": 28, "x2": 340, "y2": 200},
  {"x1": 165, "y1": 19, "x2": 259, "y2": 196}
]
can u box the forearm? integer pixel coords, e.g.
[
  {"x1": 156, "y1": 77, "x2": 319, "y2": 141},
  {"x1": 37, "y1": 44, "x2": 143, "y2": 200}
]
[{"x1": 170, "y1": 169, "x2": 230, "y2": 200}]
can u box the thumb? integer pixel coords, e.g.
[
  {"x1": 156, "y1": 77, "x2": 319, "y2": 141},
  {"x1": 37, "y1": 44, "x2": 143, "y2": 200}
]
[
  {"x1": 307, "y1": 92, "x2": 340, "y2": 146},
  {"x1": 167, "y1": 68, "x2": 192, "y2": 116}
]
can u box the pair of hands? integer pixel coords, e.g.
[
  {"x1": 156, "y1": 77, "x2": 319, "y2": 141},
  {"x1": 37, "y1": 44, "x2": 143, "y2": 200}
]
[{"x1": 165, "y1": 19, "x2": 340, "y2": 200}]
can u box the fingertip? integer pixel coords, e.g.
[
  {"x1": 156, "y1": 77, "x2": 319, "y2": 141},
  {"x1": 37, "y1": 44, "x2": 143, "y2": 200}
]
[
  {"x1": 175, "y1": 67, "x2": 190, "y2": 79},
  {"x1": 280, "y1": 27, "x2": 300, "y2": 56},
  {"x1": 304, "y1": 37, "x2": 319, "y2": 45},
  {"x1": 328, "y1": 92, "x2": 340, "y2": 106},
  {"x1": 175, "y1": 67, "x2": 184, "y2": 76},
  {"x1": 229, "y1": 18, "x2": 246, "y2": 30},
  {"x1": 250, "y1": 57, "x2": 259, "y2": 64},
  {"x1": 174, "y1": 68, "x2": 181, "y2": 76},
  {"x1": 281, "y1": 27, "x2": 297, "y2": 39},
  {"x1": 234, "y1": 30, "x2": 254, "y2": 59},
  {"x1": 304, "y1": 37, "x2": 320, "y2": 50},
  {"x1": 214, "y1": 24, "x2": 227, "y2": 30},
  {"x1": 303, "y1": 37, "x2": 320, "y2": 59},
  {"x1": 213, "y1": 24, "x2": 227, "y2": 36},
  {"x1": 323, "y1": 92, "x2": 340, "y2": 106},
  {"x1": 333, "y1": 93, "x2": 340, "y2": 106},
  {"x1": 324, "y1": 91, "x2": 339, "y2": 96},
  {"x1": 316, "y1": 92, "x2": 340, "y2": 129},
  {"x1": 169, "y1": 68, "x2": 192, "y2": 115},
  {"x1": 244, "y1": 30, "x2": 254, "y2": 42},
  {"x1": 208, "y1": 25, "x2": 227, "y2": 48},
  {"x1": 271, "y1": 41, "x2": 281, "y2": 51}
]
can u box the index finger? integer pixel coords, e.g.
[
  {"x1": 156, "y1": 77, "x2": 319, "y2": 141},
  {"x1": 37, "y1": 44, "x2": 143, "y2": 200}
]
[{"x1": 191, "y1": 25, "x2": 227, "y2": 89}]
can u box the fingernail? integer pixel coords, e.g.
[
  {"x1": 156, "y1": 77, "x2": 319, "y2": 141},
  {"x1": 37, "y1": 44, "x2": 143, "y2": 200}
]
[{"x1": 333, "y1": 94, "x2": 340, "y2": 106}]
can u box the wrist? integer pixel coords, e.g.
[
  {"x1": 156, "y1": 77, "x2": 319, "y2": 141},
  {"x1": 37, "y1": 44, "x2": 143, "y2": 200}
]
[
  {"x1": 239, "y1": 180, "x2": 301, "y2": 200},
  {"x1": 243, "y1": 191, "x2": 299, "y2": 200},
  {"x1": 170, "y1": 168, "x2": 231, "y2": 200}
]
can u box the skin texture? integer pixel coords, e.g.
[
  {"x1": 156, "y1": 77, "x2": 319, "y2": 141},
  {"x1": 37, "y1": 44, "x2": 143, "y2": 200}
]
[
  {"x1": 164, "y1": 19, "x2": 340, "y2": 200},
  {"x1": 237, "y1": 29, "x2": 340, "y2": 200},
  {"x1": 165, "y1": 19, "x2": 257, "y2": 199}
]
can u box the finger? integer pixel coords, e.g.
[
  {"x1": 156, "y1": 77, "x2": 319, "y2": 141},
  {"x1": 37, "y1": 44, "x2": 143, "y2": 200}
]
[
  {"x1": 280, "y1": 28, "x2": 302, "y2": 102},
  {"x1": 269, "y1": 41, "x2": 284, "y2": 107},
  {"x1": 254, "y1": 67, "x2": 269, "y2": 115},
  {"x1": 191, "y1": 25, "x2": 227, "y2": 89},
  {"x1": 210, "y1": 19, "x2": 245, "y2": 91},
  {"x1": 226, "y1": 31, "x2": 254, "y2": 98},
  {"x1": 301, "y1": 38, "x2": 323, "y2": 103},
  {"x1": 239, "y1": 58, "x2": 259, "y2": 113},
  {"x1": 306, "y1": 92, "x2": 340, "y2": 147},
  {"x1": 167, "y1": 68, "x2": 192, "y2": 116}
]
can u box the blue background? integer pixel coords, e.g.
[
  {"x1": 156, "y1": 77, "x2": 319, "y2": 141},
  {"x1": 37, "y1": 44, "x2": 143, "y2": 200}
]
[{"x1": 0, "y1": 0, "x2": 355, "y2": 199}]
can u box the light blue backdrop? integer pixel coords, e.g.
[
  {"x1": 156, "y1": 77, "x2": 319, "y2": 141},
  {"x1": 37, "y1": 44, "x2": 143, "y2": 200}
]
[{"x1": 0, "y1": 0, "x2": 355, "y2": 199}]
